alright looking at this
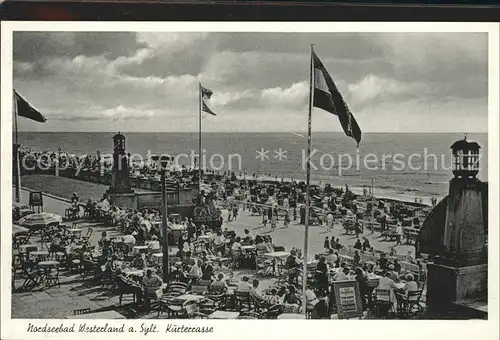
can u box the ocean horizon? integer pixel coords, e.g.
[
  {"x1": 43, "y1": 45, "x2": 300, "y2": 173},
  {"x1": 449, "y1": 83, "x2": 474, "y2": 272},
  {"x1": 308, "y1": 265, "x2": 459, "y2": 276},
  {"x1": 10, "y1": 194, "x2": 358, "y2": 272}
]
[{"x1": 17, "y1": 131, "x2": 489, "y2": 204}]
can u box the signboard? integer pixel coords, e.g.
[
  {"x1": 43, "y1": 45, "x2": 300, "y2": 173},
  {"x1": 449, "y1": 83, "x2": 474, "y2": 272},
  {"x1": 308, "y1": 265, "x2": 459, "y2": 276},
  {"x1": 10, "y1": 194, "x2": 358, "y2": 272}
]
[
  {"x1": 29, "y1": 191, "x2": 44, "y2": 211},
  {"x1": 331, "y1": 280, "x2": 363, "y2": 319}
]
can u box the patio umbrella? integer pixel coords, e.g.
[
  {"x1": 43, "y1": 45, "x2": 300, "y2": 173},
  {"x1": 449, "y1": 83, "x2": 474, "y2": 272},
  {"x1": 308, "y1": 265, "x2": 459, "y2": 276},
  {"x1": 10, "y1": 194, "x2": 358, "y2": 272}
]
[
  {"x1": 13, "y1": 224, "x2": 29, "y2": 235},
  {"x1": 18, "y1": 212, "x2": 63, "y2": 228}
]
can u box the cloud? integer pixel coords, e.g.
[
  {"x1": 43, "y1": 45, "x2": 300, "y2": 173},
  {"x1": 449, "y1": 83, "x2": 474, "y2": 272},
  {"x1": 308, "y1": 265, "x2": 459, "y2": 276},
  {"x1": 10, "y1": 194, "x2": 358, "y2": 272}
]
[
  {"x1": 12, "y1": 31, "x2": 488, "y2": 133},
  {"x1": 348, "y1": 75, "x2": 432, "y2": 109}
]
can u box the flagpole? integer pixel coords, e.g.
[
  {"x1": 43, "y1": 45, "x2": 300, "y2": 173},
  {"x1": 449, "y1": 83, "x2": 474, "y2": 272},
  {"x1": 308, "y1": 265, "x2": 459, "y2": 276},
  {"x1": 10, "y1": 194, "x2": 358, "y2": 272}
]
[
  {"x1": 198, "y1": 82, "x2": 202, "y2": 193},
  {"x1": 302, "y1": 44, "x2": 314, "y2": 317},
  {"x1": 13, "y1": 91, "x2": 21, "y2": 203}
]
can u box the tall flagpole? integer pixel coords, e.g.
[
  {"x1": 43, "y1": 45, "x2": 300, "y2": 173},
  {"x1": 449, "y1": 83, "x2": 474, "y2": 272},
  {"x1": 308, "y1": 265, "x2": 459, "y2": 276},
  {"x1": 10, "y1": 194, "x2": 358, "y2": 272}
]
[
  {"x1": 302, "y1": 44, "x2": 314, "y2": 316},
  {"x1": 198, "y1": 83, "x2": 202, "y2": 193},
  {"x1": 13, "y1": 91, "x2": 21, "y2": 203}
]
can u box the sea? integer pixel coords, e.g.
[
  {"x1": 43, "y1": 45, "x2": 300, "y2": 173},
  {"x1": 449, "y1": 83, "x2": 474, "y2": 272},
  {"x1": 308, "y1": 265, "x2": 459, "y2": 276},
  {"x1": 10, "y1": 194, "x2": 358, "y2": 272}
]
[{"x1": 18, "y1": 132, "x2": 488, "y2": 205}]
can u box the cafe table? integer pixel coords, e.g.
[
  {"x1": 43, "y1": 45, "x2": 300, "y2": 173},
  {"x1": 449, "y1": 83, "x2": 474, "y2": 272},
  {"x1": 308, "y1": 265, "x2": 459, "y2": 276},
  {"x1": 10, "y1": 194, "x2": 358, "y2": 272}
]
[
  {"x1": 37, "y1": 260, "x2": 60, "y2": 286},
  {"x1": 122, "y1": 268, "x2": 145, "y2": 277},
  {"x1": 277, "y1": 313, "x2": 305, "y2": 319},
  {"x1": 19, "y1": 244, "x2": 39, "y2": 253},
  {"x1": 67, "y1": 310, "x2": 126, "y2": 319},
  {"x1": 264, "y1": 251, "x2": 290, "y2": 275},
  {"x1": 173, "y1": 294, "x2": 205, "y2": 303},
  {"x1": 152, "y1": 253, "x2": 163, "y2": 265},
  {"x1": 197, "y1": 235, "x2": 212, "y2": 243},
  {"x1": 208, "y1": 310, "x2": 240, "y2": 319},
  {"x1": 31, "y1": 251, "x2": 50, "y2": 261},
  {"x1": 133, "y1": 245, "x2": 149, "y2": 256},
  {"x1": 69, "y1": 228, "x2": 83, "y2": 238}
]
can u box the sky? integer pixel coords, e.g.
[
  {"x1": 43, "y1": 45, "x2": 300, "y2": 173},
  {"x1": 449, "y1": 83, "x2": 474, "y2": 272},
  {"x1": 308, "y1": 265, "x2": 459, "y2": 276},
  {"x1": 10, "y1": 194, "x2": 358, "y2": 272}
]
[{"x1": 13, "y1": 32, "x2": 488, "y2": 133}]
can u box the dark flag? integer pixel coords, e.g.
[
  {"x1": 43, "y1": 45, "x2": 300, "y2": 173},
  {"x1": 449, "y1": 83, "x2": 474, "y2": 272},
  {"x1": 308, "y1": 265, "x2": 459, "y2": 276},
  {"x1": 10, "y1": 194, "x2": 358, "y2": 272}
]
[
  {"x1": 14, "y1": 90, "x2": 47, "y2": 123},
  {"x1": 201, "y1": 85, "x2": 216, "y2": 116},
  {"x1": 312, "y1": 50, "x2": 361, "y2": 146}
]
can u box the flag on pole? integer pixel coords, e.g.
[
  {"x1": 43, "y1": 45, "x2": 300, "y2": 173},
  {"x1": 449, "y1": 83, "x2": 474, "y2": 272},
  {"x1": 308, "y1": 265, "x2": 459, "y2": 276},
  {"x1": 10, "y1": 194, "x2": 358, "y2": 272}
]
[
  {"x1": 201, "y1": 85, "x2": 216, "y2": 116},
  {"x1": 14, "y1": 90, "x2": 47, "y2": 123},
  {"x1": 312, "y1": 50, "x2": 361, "y2": 146}
]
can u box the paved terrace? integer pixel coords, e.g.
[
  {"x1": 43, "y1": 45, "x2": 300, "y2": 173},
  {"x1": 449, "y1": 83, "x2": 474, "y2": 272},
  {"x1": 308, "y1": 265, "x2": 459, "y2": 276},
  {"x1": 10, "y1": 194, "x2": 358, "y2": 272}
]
[{"x1": 12, "y1": 181, "x2": 417, "y2": 319}]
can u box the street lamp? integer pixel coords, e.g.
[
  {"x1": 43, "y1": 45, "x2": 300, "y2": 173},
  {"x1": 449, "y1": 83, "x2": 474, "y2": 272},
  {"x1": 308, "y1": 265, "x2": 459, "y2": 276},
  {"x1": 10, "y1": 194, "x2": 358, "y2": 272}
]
[{"x1": 160, "y1": 156, "x2": 170, "y2": 282}]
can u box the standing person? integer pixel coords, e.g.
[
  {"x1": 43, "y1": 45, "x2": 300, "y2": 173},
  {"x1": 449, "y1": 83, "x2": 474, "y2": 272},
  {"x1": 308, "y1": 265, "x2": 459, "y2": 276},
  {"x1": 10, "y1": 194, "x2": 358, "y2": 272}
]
[
  {"x1": 233, "y1": 205, "x2": 239, "y2": 221},
  {"x1": 271, "y1": 213, "x2": 277, "y2": 232},
  {"x1": 327, "y1": 212, "x2": 334, "y2": 231},
  {"x1": 324, "y1": 237, "x2": 330, "y2": 252},
  {"x1": 395, "y1": 222, "x2": 403, "y2": 247},
  {"x1": 284, "y1": 212, "x2": 290, "y2": 228},
  {"x1": 228, "y1": 206, "x2": 232, "y2": 222},
  {"x1": 262, "y1": 208, "x2": 268, "y2": 227}
]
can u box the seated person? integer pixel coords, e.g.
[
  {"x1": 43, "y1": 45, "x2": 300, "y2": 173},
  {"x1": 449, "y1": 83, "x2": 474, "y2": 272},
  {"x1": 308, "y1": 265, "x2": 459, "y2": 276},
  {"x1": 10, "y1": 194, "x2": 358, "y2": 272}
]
[
  {"x1": 236, "y1": 276, "x2": 252, "y2": 293},
  {"x1": 305, "y1": 285, "x2": 319, "y2": 313},
  {"x1": 213, "y1": 231, "x2": 226, "y2": 255},
  {"x1": 285, "y1": 250, "x2": 300, "y2": 270},
  {"x1": 175, "y1": 248, "x2": 186, "y2": 259},
  {"x1": 142, "y1": 269, "x2": 163, "y2": 305},
  {"x1": 378, "y1": 253, "x2": 388, "y2": 271},
  {"x1": 182, "y1": 251, "x2": 196, "y2": 268},
  {"x1": 231, "y1": 237, "x2": 242, "y2": 253},
  {"x1": 148, "y1": 235, "x2": 160, "y2": 251},
  {"x1": 249, "y1": 279, "x2": 265, "y2": 302},
  {"x1": 210, "y1": 273, "x2": 229, "y2": 293},
  {"x1": 405, "y1": 251, "x2": 415, "y2": 263},
  {"x1": 49, "y1": 233, "x2": 65, "y2": 254},
  {"x1": 122, "y1": 232, "x2": 136, "y2": 247},
  {"x1": 362, "y1": 237, "x2": 371, "y2": 252},
  {"x1": 132, "y1": 253, "x2": 146, "y2": 269},
  {"x1": 393, "y1": 259, "x2": 402, "y2": 273},
  {"x1": 243, "y1": 229, "x2": 254, "y2": 244},
  {"x1": 311, "y1": 290, "x2": 329, "y2": 319},
  {"x1": 387, "y1": 264, "x2": 400, "y2": 283},
  {"x1": 201, "y1": 263, "x2": 214, "y2": 281},
  {"x1": 402, "y1": 274, "x2": 418, "y2": 295},
  {"x1": 377, "y1": 271, "x2": 401, "y2": 305},
  {"x1": 353, "y1": 238, "x2": 363, "y2": 250},
  {"x1": 264, "y1": 288, "x2": 281, "y2": 305},
  {"x1": 332, "y1": 267, "x2": 351, "y2": 281},
  {"x1": 325, "y1": 249, "x2": 338, "y2": 267},
  {"x1": 283, "y1": 285, "x2": 300, "y2": 305},
  {"x1": 188, "y1": 260, "x2": 203, "y2": 280}
]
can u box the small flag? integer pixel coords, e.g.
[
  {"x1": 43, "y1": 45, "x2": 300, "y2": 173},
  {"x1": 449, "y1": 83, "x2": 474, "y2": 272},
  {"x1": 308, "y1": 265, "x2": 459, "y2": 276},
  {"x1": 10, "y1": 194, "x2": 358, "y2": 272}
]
[
  {"x1": 201, "y1": 84, "x2": 216, "y2": 116},
  {"x1": 312, "y1": 50, "x2": 361, "y2": 146},
  {"x1": 14, "y1": 90, "x2": 47, "y2": 123}
]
